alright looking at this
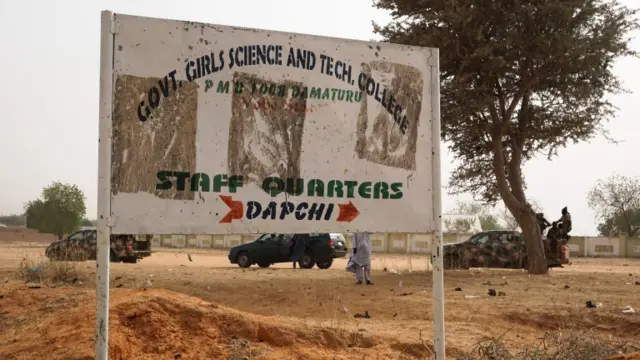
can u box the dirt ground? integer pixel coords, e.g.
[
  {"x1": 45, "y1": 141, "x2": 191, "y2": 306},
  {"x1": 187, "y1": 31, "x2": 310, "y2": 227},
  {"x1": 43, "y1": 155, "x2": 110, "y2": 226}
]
[{"x1": 1, "y1": 245, "x2": 640, "y2": 360}]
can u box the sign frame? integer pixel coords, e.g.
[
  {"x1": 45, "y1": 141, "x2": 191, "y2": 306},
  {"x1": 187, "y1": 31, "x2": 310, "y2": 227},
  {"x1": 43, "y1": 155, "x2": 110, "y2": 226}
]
[{"x1": 95, "y1": 10, "x2": 445, "y2": 360}]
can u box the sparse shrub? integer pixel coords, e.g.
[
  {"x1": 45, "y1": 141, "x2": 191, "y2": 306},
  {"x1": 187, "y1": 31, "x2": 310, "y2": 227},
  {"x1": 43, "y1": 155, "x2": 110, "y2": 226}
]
[
  {"x1": 228, "y1": 338, "x2": 267, "y2": 360},
  {"x1": 455, "y1": 330, "x2": 639, "y2": 360},
  {"x1": 15, "y1": 256, "x2": 83, "y2": 285}
]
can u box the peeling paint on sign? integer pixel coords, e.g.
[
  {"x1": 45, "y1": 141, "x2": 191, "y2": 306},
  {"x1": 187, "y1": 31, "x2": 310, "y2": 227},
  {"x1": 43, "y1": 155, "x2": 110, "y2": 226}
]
[
  {"x1": 111, "y1": 74, "x2": 199, "y2": 200},
  {"x1": 107, "y1": 14, "x2": 438, "y2": 234}
]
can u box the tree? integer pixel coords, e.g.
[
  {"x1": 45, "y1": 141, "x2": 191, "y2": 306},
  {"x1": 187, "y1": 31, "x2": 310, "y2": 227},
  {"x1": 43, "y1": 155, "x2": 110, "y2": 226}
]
[
  {"x1": 588, "y1": 174, "x2": 640, "y2": 237},
  {"x1": 373, "y1": 0, "x2": 638, "y2": 274},
  {"x1": 499, "y1": 199, "x2": 544, "y2": 231},
  {"x1": 596, "y1": 209, "x2": 640, "y2": 236},
  {"x1": 0, "y1": 214, "x2": 26, "y2": 227},
  {"x1": 597, "y1": 216, "x2": 616, "y2": 236},
  {"x1": 24, "y1": 182, "x2": 87, "y2": 239},
  {"x1": 443, "y1": 217, "x2": 473, "y2": 233},
  {"x1": 450, "y1": 200, "x2": 502, "y2": 230}
]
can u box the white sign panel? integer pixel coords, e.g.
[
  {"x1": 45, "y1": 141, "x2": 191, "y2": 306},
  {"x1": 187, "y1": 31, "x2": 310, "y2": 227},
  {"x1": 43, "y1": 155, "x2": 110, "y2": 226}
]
[{"x1": 106, "y1": 13, "x2": 439, "y2": 234}]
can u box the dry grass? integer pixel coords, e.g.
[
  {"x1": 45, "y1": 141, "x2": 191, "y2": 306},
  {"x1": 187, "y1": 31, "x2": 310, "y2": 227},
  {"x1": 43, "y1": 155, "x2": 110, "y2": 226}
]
[
  {"x1": 14, "y1": 255, "x2": 84, "y2": 285},
  {"x1": 455, "y1": 329, "x2": 640, "y2": 360},
  {"x1": 227, "y1": 338, "x2": 269, "y2": 360}
]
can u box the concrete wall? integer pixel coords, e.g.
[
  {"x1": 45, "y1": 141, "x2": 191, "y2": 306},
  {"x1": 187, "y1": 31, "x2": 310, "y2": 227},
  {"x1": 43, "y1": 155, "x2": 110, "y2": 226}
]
[
  {"x1": 565, "y1": 236, "x2": 640, "y2": 258},
  {"x1": 4, "y1": 226, "x2": 640, "y2": 259},
  {"x1": 0, "y1": 227, "x2": 57, "y2": 244},
  {"x1": 147, "y1": 232, "x2": 471, "y2": 254},
  {"x1": 147, "y1": 233, "x2": 640, "y2": 258}
]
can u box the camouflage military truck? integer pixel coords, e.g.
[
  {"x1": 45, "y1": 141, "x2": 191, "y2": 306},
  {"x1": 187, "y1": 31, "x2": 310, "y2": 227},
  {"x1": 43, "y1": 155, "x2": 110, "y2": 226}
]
[
  {"x1": 45, "y1": 229, "x2": 152, "y2": 264},
  {"x1": 442, "y1": 230, "x2": 569, "y2": 270}
]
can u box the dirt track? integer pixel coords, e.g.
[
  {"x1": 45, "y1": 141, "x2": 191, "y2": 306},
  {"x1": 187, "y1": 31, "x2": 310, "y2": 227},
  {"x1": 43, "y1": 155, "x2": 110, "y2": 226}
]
[{"x1": 1, "y1": 245, "x2": 640, "y2": 359}]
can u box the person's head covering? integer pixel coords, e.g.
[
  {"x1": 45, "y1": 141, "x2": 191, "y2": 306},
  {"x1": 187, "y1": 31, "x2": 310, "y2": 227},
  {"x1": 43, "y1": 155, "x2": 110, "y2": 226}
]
[{"x1": 562, "y1": 207, "x2": 568, "y2": 214}]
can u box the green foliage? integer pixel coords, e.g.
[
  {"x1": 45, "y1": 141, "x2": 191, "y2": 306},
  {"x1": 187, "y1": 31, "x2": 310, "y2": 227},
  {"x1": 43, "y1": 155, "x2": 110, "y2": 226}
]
[
  {"x1": 24, "y1": 182, "x2": 87, "y2": 239},
  {"x1": 373, "y1": 0, "x2": 637, "y2": 273},
  {"x1": 499, "y1": 199, "x2": 544, "y2": 230},
  {"x1": 0, "y1": 214, "x2": 26, "y2": 226},
  {"x1": 443, "y1": 217, "x2": 473, "y2": 233},
  {"x1": 479, "y1": 214, "x2": 502, "y2": 231},
  {"x1": 450, "y1": 199, "x2": 503, "y2": 231},
  {"x1": 588, "y1": 174, "x2": 640, "y2": 237},
  {"x1": 373, "y1": 0, "x2": 638, "y2": 204},
  {"x1": 594, "y1": 212, "x2": 640, "y2": 237}
]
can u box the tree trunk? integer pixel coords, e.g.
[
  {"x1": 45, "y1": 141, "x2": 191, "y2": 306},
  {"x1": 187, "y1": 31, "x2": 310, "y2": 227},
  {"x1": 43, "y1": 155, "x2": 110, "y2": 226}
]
[
  {"x1": 490, "y1": 127, "x2": 548, "y2": 275},
  {"x1": 518, "y1": 211, "x2": 548, "y2": 274}
]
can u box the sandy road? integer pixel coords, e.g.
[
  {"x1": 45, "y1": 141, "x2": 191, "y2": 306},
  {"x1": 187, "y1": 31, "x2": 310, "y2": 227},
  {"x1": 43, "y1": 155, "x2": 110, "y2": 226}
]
[{"x1": 1, "y1": 244, "x2": 640, "y2": 359}]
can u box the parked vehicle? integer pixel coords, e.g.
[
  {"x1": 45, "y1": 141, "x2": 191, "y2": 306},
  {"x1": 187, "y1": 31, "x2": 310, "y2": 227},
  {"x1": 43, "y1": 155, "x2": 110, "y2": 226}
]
[
  {"x1": 45, "y1": 230, "x2": 152, "y2": 263},
  {"x1": 442, "y1": 230, "x2": 569, "y2": 270},
  {"x1": 228, "y1": 233, "x2": 348, "y2": 269}
]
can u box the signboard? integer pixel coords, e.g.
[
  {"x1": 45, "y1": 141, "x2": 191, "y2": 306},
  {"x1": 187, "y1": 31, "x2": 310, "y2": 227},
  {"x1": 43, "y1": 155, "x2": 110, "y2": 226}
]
[
  {"x1": 104, "y1": 14, "x2": 439, "y2": 235},
  {"x1": 97, "y1": 11, "x2": 444, "y2": 360}
]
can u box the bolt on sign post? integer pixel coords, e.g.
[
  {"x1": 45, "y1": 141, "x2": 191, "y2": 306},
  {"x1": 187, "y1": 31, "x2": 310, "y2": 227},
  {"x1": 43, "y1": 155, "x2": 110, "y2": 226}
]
[{"x1": 97, "y1": 10, "x2": 444, "y2": 360}]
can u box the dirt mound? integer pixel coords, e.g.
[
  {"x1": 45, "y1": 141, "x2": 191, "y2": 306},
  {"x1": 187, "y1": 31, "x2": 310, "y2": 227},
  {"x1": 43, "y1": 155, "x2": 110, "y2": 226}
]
[
  {"x1": 0, "y1": 283, "x2": 396, "y2": 360},
  {"x1": 502, "y1": 310, "x2": 640, "y2": 338}
]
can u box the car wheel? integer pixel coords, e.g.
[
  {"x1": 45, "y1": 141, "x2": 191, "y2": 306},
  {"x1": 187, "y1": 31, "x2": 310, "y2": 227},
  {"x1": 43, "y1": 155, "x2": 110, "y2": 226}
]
[
  {"x1": 121, "y1": 257, "x2": 138, "y2": 264},
  {"x1": 258, "y1": 262, "x2": 271, "y2": 268},
  {"x1": 237, "y1": 252, "x2": 251, "y2": 268},
  {"x1": 316, "y1": 259, "x2": 333, "y2": 269},
  {"x1": 298, "y1": 253, "x2": 315, "y2": 269}
]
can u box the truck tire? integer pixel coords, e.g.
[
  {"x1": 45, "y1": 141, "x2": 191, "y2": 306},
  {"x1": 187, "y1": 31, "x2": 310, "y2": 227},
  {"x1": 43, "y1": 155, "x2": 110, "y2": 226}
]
[
  {"x1": 316, "y1": 259, "x2": 333, "y2": 269},
  {"x1": 299, "y1": 253, "x2": 315, "y2": 269},
  {"x1": 237, "y1": 252, "x2": 251, "y2": 268}
]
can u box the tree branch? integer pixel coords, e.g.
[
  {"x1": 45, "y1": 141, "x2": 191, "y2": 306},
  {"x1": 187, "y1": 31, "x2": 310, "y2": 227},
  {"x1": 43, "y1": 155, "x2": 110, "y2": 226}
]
[{"x1": 491, "y1": 127, "x2": 522, "y2": 213}]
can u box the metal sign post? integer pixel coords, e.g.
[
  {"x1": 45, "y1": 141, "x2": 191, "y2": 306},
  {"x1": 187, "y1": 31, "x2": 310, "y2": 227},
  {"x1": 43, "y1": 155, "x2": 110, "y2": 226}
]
[
  {"x1": 428, "y1": 48, "x2": 446, "y2": 360},
  {"x1": 96, "y1": 10, "x2": 114, "y2": 360}
]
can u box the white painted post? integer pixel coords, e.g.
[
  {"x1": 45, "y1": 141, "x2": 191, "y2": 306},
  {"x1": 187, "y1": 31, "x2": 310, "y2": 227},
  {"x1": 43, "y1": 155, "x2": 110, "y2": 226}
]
[
  {"x1": 429, "y1": 48, "x2": 446, "y2": 360},
  {"x1": 96, "y1": 10, "x2": 115, "y2": 360}
]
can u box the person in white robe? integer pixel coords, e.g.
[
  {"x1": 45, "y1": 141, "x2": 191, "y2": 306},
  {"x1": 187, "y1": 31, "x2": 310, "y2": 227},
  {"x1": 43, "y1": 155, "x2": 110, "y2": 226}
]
[{"x1": 350, "y1": 232, "x2": 373, "y2": 285}]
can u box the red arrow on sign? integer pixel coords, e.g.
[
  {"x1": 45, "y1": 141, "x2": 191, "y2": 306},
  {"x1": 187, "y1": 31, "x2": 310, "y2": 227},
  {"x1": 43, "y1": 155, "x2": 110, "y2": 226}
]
[
  {"x1": 219, "y1": 195, "x2": 244, "y2": 223},
  {"x1": 337, "y1": 201, "x2": 359, "y2": 222}
]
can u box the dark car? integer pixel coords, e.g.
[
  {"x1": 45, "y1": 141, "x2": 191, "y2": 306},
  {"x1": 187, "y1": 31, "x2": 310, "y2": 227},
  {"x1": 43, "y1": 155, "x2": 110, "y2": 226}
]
[
  {"x1": 228, "y1": 233, "x2": 347, "y2": 269},
  {"x1": 442, "y1": 230, "x2": 569, "y2": 270},
  {"x1": 45, "y1": 230, "x2": 152, "y2": 264}
]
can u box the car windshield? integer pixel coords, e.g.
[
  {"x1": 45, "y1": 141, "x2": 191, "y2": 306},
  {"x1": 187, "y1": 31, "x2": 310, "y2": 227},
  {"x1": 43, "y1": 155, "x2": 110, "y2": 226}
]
[
  {"x1": 256, "y1": 234, "x2": 270, "y2": 242},
  {"x1": 257, "y1": 234, "x2": 280, "y2": 242}
]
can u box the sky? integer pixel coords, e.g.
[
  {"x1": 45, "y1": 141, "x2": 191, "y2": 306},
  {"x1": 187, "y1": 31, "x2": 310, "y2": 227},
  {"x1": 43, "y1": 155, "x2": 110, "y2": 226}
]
[{"x1": 0, "y1": 0, "x2": 638, "y2": 236}]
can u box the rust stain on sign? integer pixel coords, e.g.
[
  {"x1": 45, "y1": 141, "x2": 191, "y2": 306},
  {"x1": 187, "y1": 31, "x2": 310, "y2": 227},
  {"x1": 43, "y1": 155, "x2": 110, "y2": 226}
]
[
  {"x1": 355, "y1": 61, "x2": 422, "y2": 171},
  {"x1": 111, "y1": 74, "x2": 199, "y2": 200},
  {"x1": 227, "y1": 72, "x2": 306, "y2": 186}
]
